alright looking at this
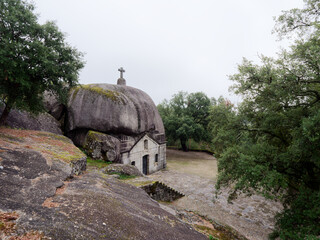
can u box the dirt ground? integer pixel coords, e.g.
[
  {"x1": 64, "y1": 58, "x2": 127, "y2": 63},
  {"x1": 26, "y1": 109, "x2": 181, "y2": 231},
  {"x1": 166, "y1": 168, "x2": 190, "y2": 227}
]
[
  {"x1": 127, "y1": 149, "x2": 283, "y2": 240},
  {"x1": 166, "y1": 149, "x2": 218, "y2": 180}
]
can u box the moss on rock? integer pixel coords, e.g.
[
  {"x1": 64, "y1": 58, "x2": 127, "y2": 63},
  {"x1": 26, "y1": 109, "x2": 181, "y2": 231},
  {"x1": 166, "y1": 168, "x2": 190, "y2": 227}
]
[
  {"x1": 82, "y1": 130, "x2": 121, "y2": 162},
  {"x1": 71, "y1": 85, "x2": 125, "y2": 104},
  {"x1": 0, "y1": 128, "x2": 86, "y2": 175}
]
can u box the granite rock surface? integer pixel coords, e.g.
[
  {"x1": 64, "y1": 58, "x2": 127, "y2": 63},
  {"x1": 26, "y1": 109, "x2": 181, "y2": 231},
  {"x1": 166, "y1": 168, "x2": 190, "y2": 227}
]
[
  {"x1": 67, "y1": 84, "x2": 165, "y2": 135},
  {"x1": 0, "y1": 128, "x2": 206, "y2": 240},
  {"x1": 0, "y1": 106, "x2": 62, "y2": 135}
]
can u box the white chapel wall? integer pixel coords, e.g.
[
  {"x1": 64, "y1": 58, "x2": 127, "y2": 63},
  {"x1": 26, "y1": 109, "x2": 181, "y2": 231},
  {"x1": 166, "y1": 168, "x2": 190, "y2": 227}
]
[{"x1": 121, "y1": 135, "x2": 166, "y2": 174}]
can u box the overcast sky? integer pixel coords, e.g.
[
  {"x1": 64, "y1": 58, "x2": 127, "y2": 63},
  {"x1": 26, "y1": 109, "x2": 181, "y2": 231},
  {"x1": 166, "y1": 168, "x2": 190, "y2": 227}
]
[{"x1": 34, "y1": 0, "x2": 303, "y2": 105}]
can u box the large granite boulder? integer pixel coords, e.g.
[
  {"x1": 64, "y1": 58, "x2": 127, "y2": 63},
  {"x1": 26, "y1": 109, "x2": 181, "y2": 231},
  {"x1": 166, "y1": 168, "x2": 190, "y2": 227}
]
[
  {"x1": 43, "y1": 91, "x2": 65, "y2": 121},
  {"x1": 82, "y1": 130, "x2": 121, "y2": 162},
  {"x1": 66, "y1": 84, "x2": 165, "y2": 135},
  {"x1": 0, "y1": 106, "x2": 63, "y2": 135}
]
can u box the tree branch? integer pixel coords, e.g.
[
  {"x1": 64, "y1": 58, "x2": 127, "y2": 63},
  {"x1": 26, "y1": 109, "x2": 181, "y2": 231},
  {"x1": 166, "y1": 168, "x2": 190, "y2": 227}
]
[{"x1": 239, "y1": 127, "x2": 288, "y2": 145}]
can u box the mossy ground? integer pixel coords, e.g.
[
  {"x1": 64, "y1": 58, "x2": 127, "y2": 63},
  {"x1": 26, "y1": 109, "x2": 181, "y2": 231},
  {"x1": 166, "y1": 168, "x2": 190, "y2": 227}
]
[
  {"x1": 109, "y1": 173, "x2": 137, "y2": 180},
  {"x1": 195, "y1": 225, "x2": 231, "y2": 240},
  {"x1": 86, "y1": 157, "x2": 111, "y2": 169},
  {"x1": 82, "y1": 147, "x2": 136, "y2": 181},
  {"x1": 0, "y1": 127, "x2": 85, "y2": 163},
  {"x1": 123, "y1": 179, "x2": 156, "y2": 187}
]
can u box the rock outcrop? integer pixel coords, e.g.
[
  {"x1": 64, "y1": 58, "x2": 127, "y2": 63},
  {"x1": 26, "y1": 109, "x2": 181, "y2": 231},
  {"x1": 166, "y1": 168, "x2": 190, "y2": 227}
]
[
  {"x1": 0, "y1": 128, "x2": 86, "y2": 175},
  {"x1": 0, "y1": 106, "x2": 63, "y2": 135},
  {"x1": 43, "y1": 91, "x2": 66, "y2": 121},
  {"x1": 77, "y1": 130, "x2": 121, "y2": 162},
  {"x1": 0, "y1": 128, "x2": 206, "y2": 240},
  {"x1": 103, "y1": 163, "x2": 144, "y2": 177},
  {"x1": 67, "y1": 84, "x2": 165, "y2": 135}
]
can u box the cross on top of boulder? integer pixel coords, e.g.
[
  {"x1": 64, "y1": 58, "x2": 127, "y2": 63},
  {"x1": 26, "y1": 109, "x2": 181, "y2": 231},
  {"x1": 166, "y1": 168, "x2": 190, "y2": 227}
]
[
  {"x1": 118, "y1": 67, "x2": 125, "y2": 78},
  {"x1": 117, "y1": 67, "x2": 126, "y2": 86}
]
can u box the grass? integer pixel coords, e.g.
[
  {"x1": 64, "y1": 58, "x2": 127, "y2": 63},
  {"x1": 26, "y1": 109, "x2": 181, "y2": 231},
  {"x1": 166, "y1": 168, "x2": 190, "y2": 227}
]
[
  {"x1": 82, "y1": 149, "x2": 137, "y2": 179},
  {"x1": 107, "y1": 171, "x2": 137, "y2": 180},
  {"x1": 86, "y1": 157, "x2": 112, "y2": 169},
  {"x1": 125, "y1": 180, "x2": 156, "y2": 187},
  {"x1": 209, "y1": 235, "x2": 219, "y2": 240},
  {"x1": 116, "y1": 173, "x2": 137, "y2": 180},
  {"x1": 79, "y1": 147, "x2": 112, "y2": 169}
]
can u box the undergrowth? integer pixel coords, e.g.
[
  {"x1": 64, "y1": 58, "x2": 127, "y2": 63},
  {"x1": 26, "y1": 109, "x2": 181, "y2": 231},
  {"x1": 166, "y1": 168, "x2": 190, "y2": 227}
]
[
  {"x1": 86, "y1": 157, "x2": 112, "y2": 169},
  {"x1": 109, "y1": 173, "x2": 137, "y2": 180}
]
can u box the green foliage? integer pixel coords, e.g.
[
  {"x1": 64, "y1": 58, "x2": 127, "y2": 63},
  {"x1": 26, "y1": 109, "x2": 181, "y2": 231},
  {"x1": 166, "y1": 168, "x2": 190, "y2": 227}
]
[
  {"x1": 274, "y1": 0, "x2": 320, "y2": 39},
  {"x1": 208, "y1": 235, "x2": 217, "y2": 240},
  {"x1": 110, "y1": 173, "x2": 137, "y2": 180},
  {"x1": 271, "y1": 187, "x2": 320, "y2": 239},
  {"x1": 213, "y1": 1, "x2": 320, "y2": 238},
  {"x1": 0, "y1": 0, "x2": 84, "y2": 124},
  {"x1": 158, "y1": 91, "x2": 211, "y2": 151},
  {"x1": 209, "y1": 97, "x2": 239, "y2": 158},
  {"x1": 86, "y1": 157, "x2": 112, "y2": 169}
]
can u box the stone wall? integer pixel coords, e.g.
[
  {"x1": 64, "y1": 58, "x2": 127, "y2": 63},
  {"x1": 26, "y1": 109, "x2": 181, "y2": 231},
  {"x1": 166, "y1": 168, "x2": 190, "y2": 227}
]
[
  {"x1": 121, "y1": 134, "x2": 166, "y2": 174},
  {"x1": 141, "y1": 181, "x2": 184, "y2": 202}
]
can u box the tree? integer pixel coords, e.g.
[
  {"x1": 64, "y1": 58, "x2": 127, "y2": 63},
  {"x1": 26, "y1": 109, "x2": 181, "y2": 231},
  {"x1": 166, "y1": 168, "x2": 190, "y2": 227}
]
[
  {"x1": 187, "y1": 92, "x2": 211, "y2": 127},
  {"x1": 158, "y1": 91, "x2": 211, "y2": 151},
  {"x1": 0, "y1": 0, "x2": 84, "y2": 125},
  {"x1": 214, "y1": 1, "x2": 320, "y2": 238},
  {"x1": 209, "y1": 97, "x2": 238, "y2": 158}
]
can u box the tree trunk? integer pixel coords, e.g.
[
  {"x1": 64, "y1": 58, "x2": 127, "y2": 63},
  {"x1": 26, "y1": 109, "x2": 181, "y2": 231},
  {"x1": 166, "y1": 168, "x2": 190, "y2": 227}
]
[
  {"x1": 180, "y1": 138, "x2": 188, "y2": 152},
  {"x1": 0, "y1": 103, "x2": 12, "y2": 126}
]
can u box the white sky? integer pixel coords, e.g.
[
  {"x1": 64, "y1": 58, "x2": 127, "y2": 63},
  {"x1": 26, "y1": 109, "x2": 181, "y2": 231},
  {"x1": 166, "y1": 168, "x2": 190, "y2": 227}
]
[{"x1": 34, "y1": 0, "x2": 303, "y2": 105}]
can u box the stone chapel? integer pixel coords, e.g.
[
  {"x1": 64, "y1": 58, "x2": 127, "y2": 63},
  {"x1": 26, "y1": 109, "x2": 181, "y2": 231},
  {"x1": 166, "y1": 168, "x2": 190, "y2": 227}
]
[{"x1": 66, "y1": 68, "x2": 166, "y2": 174}]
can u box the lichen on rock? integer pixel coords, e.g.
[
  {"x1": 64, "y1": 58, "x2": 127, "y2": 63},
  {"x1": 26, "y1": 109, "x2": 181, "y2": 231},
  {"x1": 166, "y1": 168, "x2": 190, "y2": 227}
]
[
  {"x1": 0, "y1": 128, "x2": 86, "y2": 175},
  {"x1": 0, "y1": 130, "x2": 207, "y2": 239},
  {"x1": 71, "y1": 84, "x2": 125, "y2": 104},
  {"x1": 83, "y1": 130, "x2": 121, "y2": 162}
]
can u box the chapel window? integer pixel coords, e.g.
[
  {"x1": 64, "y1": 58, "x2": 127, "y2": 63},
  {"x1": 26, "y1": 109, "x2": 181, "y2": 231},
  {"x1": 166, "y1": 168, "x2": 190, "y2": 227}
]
[
  {"x1": 144, "y1": 139, "x2": 148, "y2": 150},
  {"x1": 131, "y1": 161, "x2": 135, "y2": 166},
  {"x1": 155, "y1": 154, "x2": 158, "y2": 163}
]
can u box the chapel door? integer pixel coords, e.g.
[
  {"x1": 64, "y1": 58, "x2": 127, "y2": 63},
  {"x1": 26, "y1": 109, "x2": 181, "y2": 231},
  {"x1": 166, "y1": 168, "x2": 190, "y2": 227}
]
[{"x1": 142, "y1": 155, "x2": 148, "y2": 175}]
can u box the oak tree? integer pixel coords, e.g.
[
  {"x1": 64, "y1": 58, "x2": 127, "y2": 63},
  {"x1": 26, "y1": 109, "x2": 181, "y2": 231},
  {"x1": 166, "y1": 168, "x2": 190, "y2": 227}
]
[
  {"x1": 0, "y1": 0, "x2": 84, "y2": 125},
  {"x1": 158, "y1": 91, "x2": 211, "y2": 151},
  {"x1": 214, "y1": 1, "x2": 320, "y2": 238}
]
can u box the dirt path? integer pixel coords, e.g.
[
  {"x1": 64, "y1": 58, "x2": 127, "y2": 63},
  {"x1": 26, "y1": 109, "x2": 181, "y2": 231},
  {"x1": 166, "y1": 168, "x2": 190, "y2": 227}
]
[
  {"x1": 166, "y1": 149, "x2": 218, "y2": 180},
  {"x1": 128, "y1": 149, "x2": 282, "y2": 240}
]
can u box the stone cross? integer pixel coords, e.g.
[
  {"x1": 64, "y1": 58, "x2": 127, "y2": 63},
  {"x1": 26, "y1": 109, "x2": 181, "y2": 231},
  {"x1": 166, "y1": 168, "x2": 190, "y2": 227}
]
[{"x1": 118, "y1": 67, "x2": 125, "y2": 78}]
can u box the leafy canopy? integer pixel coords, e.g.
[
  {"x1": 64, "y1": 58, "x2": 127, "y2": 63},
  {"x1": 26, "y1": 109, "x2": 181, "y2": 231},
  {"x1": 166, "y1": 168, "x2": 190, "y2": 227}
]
[
  {"x1": 158, "y1": 91, "x2": 211, "y2": 151},
  {"x1": 214, "y1": 0, "x2": 320, "y2": 238},
  {"x1": 0, "y1": 0, "x2": 84, "y2": 124}
]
